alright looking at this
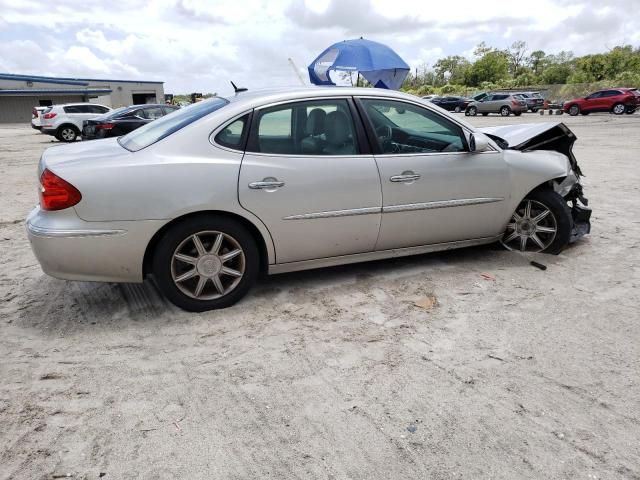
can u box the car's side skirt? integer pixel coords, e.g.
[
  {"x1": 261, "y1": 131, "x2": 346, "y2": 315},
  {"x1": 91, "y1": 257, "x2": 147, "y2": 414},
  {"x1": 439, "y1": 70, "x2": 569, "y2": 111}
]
[{"x1": 268, "y1": 235, "x2": 501, "y2": 275}]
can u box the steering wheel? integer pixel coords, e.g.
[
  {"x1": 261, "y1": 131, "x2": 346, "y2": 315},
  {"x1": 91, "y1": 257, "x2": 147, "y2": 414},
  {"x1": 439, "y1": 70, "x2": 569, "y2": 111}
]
[
  {"x1": 375, "y1": 125, "x2": 398, "y2": 152},
  {"x1": 376, "y1": 125, "x2": 392, "y2": 142}
]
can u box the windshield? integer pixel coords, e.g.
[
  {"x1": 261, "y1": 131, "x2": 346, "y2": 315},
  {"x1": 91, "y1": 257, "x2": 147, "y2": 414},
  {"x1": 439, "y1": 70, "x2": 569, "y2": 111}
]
[{"x1": 118, "y1": 97, "x2": 229, "y2": 152}]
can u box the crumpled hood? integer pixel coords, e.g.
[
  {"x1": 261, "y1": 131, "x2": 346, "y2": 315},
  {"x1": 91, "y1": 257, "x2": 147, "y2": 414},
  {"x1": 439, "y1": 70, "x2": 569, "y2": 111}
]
[
  {"x1": 479, "y1": 122, "x2": 581, "y2": 176},
  {"x1": 39, "y1": 137, "x2": 129, "y2": 175},
  {"x1": 478, "y1": 122, "x2": 566, "y2": 148}
]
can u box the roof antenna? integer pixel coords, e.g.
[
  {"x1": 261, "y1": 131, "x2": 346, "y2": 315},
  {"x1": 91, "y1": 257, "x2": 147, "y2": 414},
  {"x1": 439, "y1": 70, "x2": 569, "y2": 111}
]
[{"x1": 230, "y1": 81, "x2": 248, "y2": 94}]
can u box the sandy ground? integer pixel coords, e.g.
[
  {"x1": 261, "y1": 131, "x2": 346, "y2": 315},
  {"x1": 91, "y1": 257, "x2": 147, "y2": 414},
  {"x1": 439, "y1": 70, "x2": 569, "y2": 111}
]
[{"x1": 1, "y1": 113, "x2": 639, "y2": 480}]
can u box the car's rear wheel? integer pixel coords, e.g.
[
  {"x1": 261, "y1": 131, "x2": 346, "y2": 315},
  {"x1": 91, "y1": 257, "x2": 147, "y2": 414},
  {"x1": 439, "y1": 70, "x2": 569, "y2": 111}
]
[
  {"x1": 454, "y1": 106, "x2": 462, "y2": 113},
  {"x1": 500, "y1": 106, "x2": 511, "y2": 116},
  {"x1": 466, "y1": 106, "x2": 477, "y2": 116},
  {"x1": 152, "y1": 216, "x2": 259, "y2": 311},
  {"x1": 501, "y1": 189, "x2": 572, "y2": 255},
  {"x1": 612, "y1": 103, "x2": 626, "y2": 115},
  {"x1": 56, "y1": 125, "x2": 78, "y2": 142},
  {"x1": 568, "y1": 104, "x2": 580, "y2": 116}
]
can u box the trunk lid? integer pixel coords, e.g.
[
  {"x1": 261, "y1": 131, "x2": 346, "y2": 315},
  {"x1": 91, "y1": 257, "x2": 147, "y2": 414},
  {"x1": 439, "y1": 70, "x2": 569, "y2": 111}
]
[{"x1": 39, "y1": 137, "x2": 129, "y2": 175}]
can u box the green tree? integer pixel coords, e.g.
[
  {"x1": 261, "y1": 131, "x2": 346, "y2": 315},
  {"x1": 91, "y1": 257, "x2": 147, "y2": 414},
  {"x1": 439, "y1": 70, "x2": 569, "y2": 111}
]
[
  {"x1": 464, "y1": 46, "x2": 510, "y2": 86},
  {"x1": 433, "y1": 55, "x2": 471, "y2": 85}
]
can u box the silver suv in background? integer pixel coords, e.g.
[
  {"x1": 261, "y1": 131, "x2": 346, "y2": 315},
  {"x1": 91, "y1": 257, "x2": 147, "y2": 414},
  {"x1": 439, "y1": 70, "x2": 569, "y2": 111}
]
[
  {"x1": 465, "y1": 93, "x2": 527, "y2": 117},
  {"x1": 40, "y1": 103, "x2": 111, "y2": 142}
]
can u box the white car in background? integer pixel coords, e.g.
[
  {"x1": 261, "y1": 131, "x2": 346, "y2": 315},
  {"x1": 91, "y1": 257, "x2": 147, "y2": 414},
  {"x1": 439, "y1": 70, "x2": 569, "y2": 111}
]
[
  {"x1": 40, "y1": 103, "x2": 111, "y2": 142},
  {"x1": 31, "y1": 106, "x2": 48, "y2": 130}
]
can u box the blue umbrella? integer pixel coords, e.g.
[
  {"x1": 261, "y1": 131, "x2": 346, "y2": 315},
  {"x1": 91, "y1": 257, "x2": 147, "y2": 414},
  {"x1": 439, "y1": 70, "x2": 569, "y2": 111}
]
[{"x1": 308, "y1": 38, "x2": 410, "y2": 90}]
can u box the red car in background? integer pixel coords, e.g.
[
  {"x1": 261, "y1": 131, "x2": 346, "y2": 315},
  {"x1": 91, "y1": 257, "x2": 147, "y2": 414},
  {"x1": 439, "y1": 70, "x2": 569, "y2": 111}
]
[{"x1": 563, "y1": 88, "x2": 639, "y2": 116}]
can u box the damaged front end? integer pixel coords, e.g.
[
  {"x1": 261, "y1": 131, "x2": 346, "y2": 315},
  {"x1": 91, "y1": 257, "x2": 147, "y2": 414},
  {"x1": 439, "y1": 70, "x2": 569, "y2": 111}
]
[{"x1": 481, "y1": 122, "x2": 592, "y2": 243}]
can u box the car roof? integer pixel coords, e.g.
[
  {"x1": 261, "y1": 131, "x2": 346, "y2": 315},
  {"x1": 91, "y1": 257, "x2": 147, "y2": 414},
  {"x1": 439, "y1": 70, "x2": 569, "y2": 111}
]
[
  {"x1": 54, "y1": 102, "x2": 110, "y2": 108},
  {"x1": 223, "y1": 86, "x2": 434, "y2": 109}
]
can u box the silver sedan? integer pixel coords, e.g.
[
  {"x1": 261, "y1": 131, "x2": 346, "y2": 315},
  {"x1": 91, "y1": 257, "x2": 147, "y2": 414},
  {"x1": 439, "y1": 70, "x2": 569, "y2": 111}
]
[{"x1": 26, "y1": 87, "x2": 591, "y2": 310}]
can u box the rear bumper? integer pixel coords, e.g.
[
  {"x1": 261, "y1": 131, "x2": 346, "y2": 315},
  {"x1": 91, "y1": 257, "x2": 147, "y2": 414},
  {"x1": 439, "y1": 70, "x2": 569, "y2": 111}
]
[
  {"x1": 26, "y1": 207, "x2": 166, "y2": 283},
  {"x1": 41, "y1": 128, "x2": 57, "y2": 136},
  {"x1": 31, "y1": 123, "x2": 42, "y2": 130}
]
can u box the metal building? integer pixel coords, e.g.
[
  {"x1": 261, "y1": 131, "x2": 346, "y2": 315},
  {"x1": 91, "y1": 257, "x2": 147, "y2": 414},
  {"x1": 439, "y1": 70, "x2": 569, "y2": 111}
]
[{"x1": 0, "y1": 73, "x2": 165, "y2": 123}]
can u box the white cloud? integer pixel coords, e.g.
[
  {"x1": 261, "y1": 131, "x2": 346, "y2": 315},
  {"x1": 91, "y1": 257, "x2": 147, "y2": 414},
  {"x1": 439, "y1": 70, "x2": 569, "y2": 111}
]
[{"x1": 0, "y1": 0, "x2": 637, "y2": 94}]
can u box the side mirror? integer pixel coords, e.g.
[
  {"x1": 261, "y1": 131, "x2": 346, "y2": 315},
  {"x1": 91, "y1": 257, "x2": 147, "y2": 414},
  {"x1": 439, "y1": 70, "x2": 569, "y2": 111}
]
[{"x1": 469, "y1": 133, "x2": 491, "y2": 153}]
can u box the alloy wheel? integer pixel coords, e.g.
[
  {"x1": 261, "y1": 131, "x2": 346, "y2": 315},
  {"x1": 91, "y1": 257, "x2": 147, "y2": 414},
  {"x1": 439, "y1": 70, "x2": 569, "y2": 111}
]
[
  {"x1": 501, "y1": 199, "x2": 558, "y2": 253},
  {"x1": 171, "y1": 230, "x2": 245, "y2": 300},
  {"x1": 613, "y1": 104, "x2": 625, "y2": 115},
  {"x1": 61, "y1": 128, "x2": 76, "y2": 141}
]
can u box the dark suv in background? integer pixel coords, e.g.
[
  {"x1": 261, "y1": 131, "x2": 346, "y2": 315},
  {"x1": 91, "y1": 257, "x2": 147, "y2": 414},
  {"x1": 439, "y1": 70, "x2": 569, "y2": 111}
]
[
  {"x1": 81, "y1": 104, "x2": 179, "y2": 140},
  {"x1": 514, "y1": 92, "x2": 544, "y2": 112}
]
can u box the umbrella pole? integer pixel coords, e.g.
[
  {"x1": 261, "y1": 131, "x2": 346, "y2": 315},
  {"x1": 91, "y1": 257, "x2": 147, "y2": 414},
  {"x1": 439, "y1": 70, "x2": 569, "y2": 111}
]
[{"x1": 356, "y1": 72, "x2": 360, "y2": 87}]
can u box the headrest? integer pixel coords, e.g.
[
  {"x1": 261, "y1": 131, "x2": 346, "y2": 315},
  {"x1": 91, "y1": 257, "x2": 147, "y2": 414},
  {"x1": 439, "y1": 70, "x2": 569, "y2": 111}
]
[
  {"x1": 306, "y1": 108, "x2": 326, "y2": 135},
  {"x1": 325, "y1": 110, "x2": 350, "y2": 146}
]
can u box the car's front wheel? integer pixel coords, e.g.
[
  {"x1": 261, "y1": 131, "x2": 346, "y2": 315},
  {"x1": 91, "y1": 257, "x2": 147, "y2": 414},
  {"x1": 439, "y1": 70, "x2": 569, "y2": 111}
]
[
  {"x1": 152, "y1": 216, "x2": 259, "y2": 311},
  {"x1": 500, "y1": 106, "x2": 511, "y2": 116},
  {"x1": 454, "y1": 106, "x2": 462, "y2": 113},
  {"x1": 568, "y1": 104, "x2": 580, "y2": 116},
  {"x1": 501, "y1": 189, "x2": 572, "y2": 254},
  {"x1": 466, "y1": 106, "x2": 477, "y2": 116}
]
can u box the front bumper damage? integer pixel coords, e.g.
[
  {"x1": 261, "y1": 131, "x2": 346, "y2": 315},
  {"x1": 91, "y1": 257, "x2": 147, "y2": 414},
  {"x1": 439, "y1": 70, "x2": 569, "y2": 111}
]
[{"x1": 564, "y1": 182, "x2": 591, "y2": 243}]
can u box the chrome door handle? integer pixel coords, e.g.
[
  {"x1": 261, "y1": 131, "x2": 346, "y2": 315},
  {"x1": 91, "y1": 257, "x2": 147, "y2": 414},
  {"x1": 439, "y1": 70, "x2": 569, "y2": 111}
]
[
  {"x1": 390, "y1": 173, "x2": 421, "y2": 183},
  {"x1": 248, "y1": 180, "x2": 285, "y2": 189}
]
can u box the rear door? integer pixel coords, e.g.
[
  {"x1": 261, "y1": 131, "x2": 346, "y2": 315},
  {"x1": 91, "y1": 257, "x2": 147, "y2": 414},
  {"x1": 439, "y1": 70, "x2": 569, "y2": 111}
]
[{"x1": 238, "y1": 97, "x2": 382, "y2": 264}]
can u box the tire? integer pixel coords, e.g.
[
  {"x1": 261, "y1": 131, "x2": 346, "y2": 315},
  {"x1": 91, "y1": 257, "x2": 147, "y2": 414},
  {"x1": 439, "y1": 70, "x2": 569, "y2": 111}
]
[
  {"x1": 514, "y1": 111, "x2": 522, "y2": 116},
  {"x1": 466, "y1": 106, "x2": 477, "y2": 116},
  {"x1": 500, "y1": 106, "x2": 511, "y2": 116},
  {"x1": 152, "y1": 216, "x2": 259, "y2": 311},
  {"x1": 625, "y1": 108, "x2": 636, "y2": 115},
  {"x1": 56, "y1": 125, "x2": 78, "y2": 142},
  {"x1": 568, "y1": 104, "x2": 580, "y2": 116},
  {"x1": 501, "y1": 189, "x2": 572, "y2": 255},
  {"x1": 454, "y1": 106, "x2": 461, "y2": 113},
  {"x1": 612, "y1": 103, "x2": 626, "y2": 115}
]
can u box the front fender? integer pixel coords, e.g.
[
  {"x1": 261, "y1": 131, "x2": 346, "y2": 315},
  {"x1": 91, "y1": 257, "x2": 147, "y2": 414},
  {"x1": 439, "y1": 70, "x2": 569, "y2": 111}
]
[{"x1": 504, "y1": 149, "x2": 571, "y2": 212}]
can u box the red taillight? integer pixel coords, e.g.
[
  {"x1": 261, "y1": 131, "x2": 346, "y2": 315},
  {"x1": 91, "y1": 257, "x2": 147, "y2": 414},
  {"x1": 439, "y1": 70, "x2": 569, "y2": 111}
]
[
  {"x1": 512, "y1": 100, "x2": 519, "y2": 107},
  {"x1": 39, "y1": 169, "x2": 82, "y2": 211},
  {"x1": 95, "y1": 123, "x2": 115, "y2": 130},
  {"x1": 43, "y1": 112, "x2": 57, "y2": 120}
]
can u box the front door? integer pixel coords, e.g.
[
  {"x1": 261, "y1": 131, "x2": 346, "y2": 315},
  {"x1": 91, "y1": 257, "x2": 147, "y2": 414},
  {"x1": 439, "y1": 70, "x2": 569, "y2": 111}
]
[
  {"x1": 357, "y1": 98, "x2": 510, "y2": 251},
  {"x1": 239, "y1": 98, "x2": 382, "y2": 264}
]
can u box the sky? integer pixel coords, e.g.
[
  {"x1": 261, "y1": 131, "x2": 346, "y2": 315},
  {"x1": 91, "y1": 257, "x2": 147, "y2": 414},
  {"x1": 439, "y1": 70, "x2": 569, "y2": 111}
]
[{"x1": 0, "y1": 0, "x2": 638, "y2": 96}]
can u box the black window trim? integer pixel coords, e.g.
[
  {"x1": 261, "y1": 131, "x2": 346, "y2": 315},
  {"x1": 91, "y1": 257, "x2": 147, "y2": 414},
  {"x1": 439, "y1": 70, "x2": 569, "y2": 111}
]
[
  {"x1": 209, "y1": 110, "x2": 253, "y2": 153},
  {"x1": 353, "y1": 96, "x2": 472, "y2": 155},
  {"x1": 244, "y1": 97, "x2": 369, "y2": 157}
]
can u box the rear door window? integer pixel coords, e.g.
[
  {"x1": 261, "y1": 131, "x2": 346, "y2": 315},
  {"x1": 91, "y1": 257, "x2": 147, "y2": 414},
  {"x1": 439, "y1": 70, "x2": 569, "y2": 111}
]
[{"x1": 248, "y1": 99, "x2": 358, "y2": 156}]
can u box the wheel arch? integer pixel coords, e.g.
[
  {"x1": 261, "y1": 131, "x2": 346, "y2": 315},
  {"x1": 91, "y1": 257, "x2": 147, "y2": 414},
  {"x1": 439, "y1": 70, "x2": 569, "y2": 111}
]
[
  {"x1": 142, "y1": 210, "x2": 273, "y2": 279},
  {"x1": 56, "y1": 123, "x2": 80, "y2": 133}
]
